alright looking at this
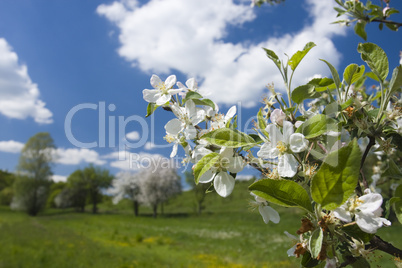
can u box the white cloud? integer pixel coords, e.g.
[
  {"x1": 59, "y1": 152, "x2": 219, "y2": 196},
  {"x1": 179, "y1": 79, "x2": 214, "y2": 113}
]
[
  {"x1": 98, "y1": 0, "x2": 346, "y2": 107},
  {"x1": 0, "y1": 38, "x2": 53, "y2": 124},
  {"x1": 52, "y1": 175, "x2": 67, "y2": 183},
  {"x1": 106, "y1": 150, "x2": 167, "y2": 171},
  {"x1": 144, "y1": 141, "x2": 156, "y2": 150},
  {"x1": 0, "y1": 140, "x2": 24, "y2": 153},
  {"x1": 55, "y1": 148, "x2": 106, "y2": 165},
  {"x1": 126, "y1": 130, "x2": 140, "y2": 141}
]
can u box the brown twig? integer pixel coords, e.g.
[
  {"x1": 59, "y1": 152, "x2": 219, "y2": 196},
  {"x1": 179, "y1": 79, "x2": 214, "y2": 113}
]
[
  {"x1": 360, "y1": 135, "x2": 375, "y2": 190},
  {"x1": 368, "y1": 235, "x2": 402, "y2": 259}
]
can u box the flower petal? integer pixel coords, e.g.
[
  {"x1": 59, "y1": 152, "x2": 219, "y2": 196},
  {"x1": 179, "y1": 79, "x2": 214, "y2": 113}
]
[
  {"x1": 143, "y1": 89, "x2": 161, "y2": 103},
  {"x1": 358, "y1": 193, "x2": 383, "y2": 214},
  {"x1": 278, "y1": 153, "x2": 298, "y2": 178},
  {"x1": 265, "y1": 124, "x2": 282, "y2": 145},
  {"x1": 289, "y1": 133, "x2": 309, "y2": 153},
  {"x1": 259, "y1": 205, "x2": 280, "y2": 224},
  {"x1": 165, "y1": 119, "x2": 183, "y2": 135},
  {"x1": 155, "y1": 94, "x2": 171, "y2": 106},
  {"x1": 186, "y1": 78, "x2": 197, "y2": 90},
  {"x1": 198, "y1": 169, "x2": 215, "y2": 183},
  {"x1": 150, "y1": 74, "x2": 162, "y2": 88},
  {"x1": 164, "y1": 75, "x2": 177, "y2": 88},
  {"x1": 227, "y1": 156, "x2": 244, "y2": 173},
  {"x1": 270, "y1": 109, "x2": 285, "y2": 126},
  {"x1": 257, "y1": 142, "x2": 278, "y2": 159},
  {"x1": 282, "y1": 121, "x2": 294, "y2": 144},
  {"x1": 355, "y1": 213, "x2": 388, "y2": 234},
  {"x1": 225, "y1": 106, "x2": 236, "y2": 120},
  {"x1": 170, "y1": 143, "x2": 178, "y2": 158},
  {"x1": 214, "y1": 172, "x2": 235, "y2": 198},
  {"x1": 185, "y1": 125, "x2": 197, "y2": 140},
  {"x1": 333, "y1": 206, "x2": 352, "y2": 222}
]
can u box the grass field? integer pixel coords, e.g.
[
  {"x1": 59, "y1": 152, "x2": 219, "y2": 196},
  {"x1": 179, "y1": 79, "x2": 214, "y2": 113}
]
[{"x1": 0, "y1": 181, "x2": 401, "y2": 268}]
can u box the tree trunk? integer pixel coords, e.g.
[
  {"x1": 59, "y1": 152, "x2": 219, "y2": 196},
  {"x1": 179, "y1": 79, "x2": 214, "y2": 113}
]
[
  {"x1": 161, "y1": 202, "x2": 164, "y2": 215},
  {"x1": 133, "y1": 200, "x2": 139, "y2": 217},
  {"x1": 152, "y1": 203, "x2": 158, "y2": 218},
  {"x1": 197, "y1": 200, "x2": 203, "y2": 215}
]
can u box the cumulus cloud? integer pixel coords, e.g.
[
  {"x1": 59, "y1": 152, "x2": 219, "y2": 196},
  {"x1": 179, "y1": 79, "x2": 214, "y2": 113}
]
[
  {"x1": 0, "y1": 140, "x2": 24, "y2": 153},
  {"x1": 55, "y1": 148, "x2": 106, "y2": 165},
  {"x1": 97, "y1": 0, "x2": 346, "y2": 107},
  {"x1": 0, "y1": 38, "x2": 53, "y2": 124},
  {"x1": 144, "y1": 141, "x2": 156, "y2": 150},
  {"x1": 126, "y1": 130, "x2": 140, "y2": 141},
  {"x1": 105, "y1": 150, "x2": 169, "y2": 171}
]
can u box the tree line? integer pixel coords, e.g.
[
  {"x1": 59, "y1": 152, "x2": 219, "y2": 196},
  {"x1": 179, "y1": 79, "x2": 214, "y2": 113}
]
[{"x1": 0, "y1": 132, "x2": 189, "y2": 218}]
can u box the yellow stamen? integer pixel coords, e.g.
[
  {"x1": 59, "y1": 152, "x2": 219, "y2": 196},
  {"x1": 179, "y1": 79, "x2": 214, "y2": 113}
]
[{"x1": 276, "y1": 141, "x2": 287, "y2": 154}]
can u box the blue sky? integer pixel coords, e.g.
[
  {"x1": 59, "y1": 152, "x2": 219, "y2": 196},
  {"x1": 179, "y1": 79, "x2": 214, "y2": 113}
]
[{"x1": 0, "y1": 0, "x2": 401, "y2": 183}]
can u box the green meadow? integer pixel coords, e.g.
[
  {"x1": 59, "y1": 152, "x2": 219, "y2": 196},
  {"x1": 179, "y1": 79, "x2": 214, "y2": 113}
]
[{"x1": 0, "y1": 181, "x2": 400, "y2": 268}]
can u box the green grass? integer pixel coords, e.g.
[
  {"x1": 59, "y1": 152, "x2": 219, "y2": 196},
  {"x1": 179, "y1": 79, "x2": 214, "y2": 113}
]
[{"x1": 0, "y1": 181, "x2": 401, "y2": 268}]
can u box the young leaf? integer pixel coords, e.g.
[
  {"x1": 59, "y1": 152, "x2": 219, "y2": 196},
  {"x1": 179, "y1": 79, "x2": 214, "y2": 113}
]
[
  {"x1": 309, "y1": 228, "x2": 323, "y2": 259},
  {"x1": 192, "y1": 99, "x2": 216, "y2": 110},
  {"x1": 320, "y1": 59, "x2": 341, "y2": 90},
  {"x1": 249, "y1": 179, "x2": 313, "y2": 212},
  {"x1": 291, "y1": 84, "x2": 321, "y2": 104},
  {"x1": 257, "y1": 108, "x2": 267, "y2": 130},
  {"x1": 201, "y1": 128, "x2": 256, "y2": 148},
  {"x1": 388, "y1": 65, "x2": 402, "y2": 95},
  {"x1": 343, "y1": 64, "x2": 365, "y2": 86},
  {"x1": 263, "y1": 48, "x2": 281, "y2": 71},
  {"x1": 296, "y1": 114, "x2": 339, "y2": 139},
  {"x1": 288, "y1": 42, "x2": 316, "y2": 71},
  {"x1": 184, "y1": 91, "x2": 203, "y2": 101},
  {"x1": 193, "y1": 152, "x2": 220, "y2": 184},
  {"x1": 311, "y1": 139, "x2": 361, "y2": 210},
  {"x1": 357, "y1": 43, "x2": 389, "y2": 82},
  {"x1": 354, "y1": 21, "x2": 367, "y2": 41},
  {"x1": 146, "y1": 103, "x2": 159, "y2": 117}
]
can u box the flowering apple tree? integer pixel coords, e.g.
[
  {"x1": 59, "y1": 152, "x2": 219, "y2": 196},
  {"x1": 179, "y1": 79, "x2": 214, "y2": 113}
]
[{"x1": 141, "y1": 2, "x2": 402, "y2": 267}]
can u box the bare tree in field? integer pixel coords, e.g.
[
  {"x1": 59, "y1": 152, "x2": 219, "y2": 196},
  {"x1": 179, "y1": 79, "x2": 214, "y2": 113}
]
[{"x1": 108, "y1": 171, "x2": 142, "y2": 216}]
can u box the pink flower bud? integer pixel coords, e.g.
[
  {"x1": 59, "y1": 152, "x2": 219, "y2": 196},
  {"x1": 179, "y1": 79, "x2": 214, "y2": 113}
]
[{"x1": 270, "y1": 109, "x2": 286, "y2": 126}]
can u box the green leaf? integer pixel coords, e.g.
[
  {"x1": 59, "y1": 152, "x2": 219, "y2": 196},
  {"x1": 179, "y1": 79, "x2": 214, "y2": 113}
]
[
  {"x1": 301, "y1": 251, "x2": 320, "y2": 268},
  {"x1": 308, "y1": 77, "x2": 335, "y2": 92},
  {"x1": 288, "y1": 42, "x2": 316, "y2": 71},
  {"x1": 291, "y1": 84, "x2": 321, "y2": 104},
  {"x1": 365, "y1": 71, "x2": 380, "y2": 82},
  {"x1": 311, "y1": 139, "x2": 362, "y2": 210},
  {"x1": 146, "y1": 103, "x2": 159, "y2": 117},
  {"x1": 320, "y1": 59, "x2": 341, "y2": 90},
  {"x1": 350, "y1": 257, "x2": 371, "y2": 268},
  {"x1": 263, "y1": 48, "x2": 281, "y2": 70},
  {"x1": 393, "y1": 184, "x2": 402, "y2": 224},
  {"x1": 309, "y1": 228, "x2": 323, "y2": 259},
  {"x1": 389, "y1": 65, "x2": 402, "y2": 95},
  {"x1": 296, "y1": 114, "x2": 339, "y2": 139},
  {"x1": 192, "y1": 99, "x2": 216, "y2": 110},
  {"x1": 249, "y1": 179, "x2": 313, "y2": 212},
  {"x1": 354, "y1": 21, "x2": 367, "y2": 41},
  {"x1": 201, "y1": 128, "x2": 256, "y2": 148},
  {"x1": 357, "y1": 42, "x2": 389, "y2": 82},
  {"x1": 257, "y1": 108, "x2": 267, "y2": 130},
  {"x1": 184, "y1": 91, "x2": 203, "y2": 101},
  {"x1": 343, "y1": 64, "x2": 365, "y2": 86},
  {"x1": 382, "y1": 159, "x2": 402, "y2": 179},
  {"x1": 193, "y1": 153, "x2": 220, "y2": 184}
]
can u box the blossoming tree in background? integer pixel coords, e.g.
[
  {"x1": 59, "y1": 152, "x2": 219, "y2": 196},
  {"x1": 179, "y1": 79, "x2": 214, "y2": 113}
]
[{"x1": 142, "y1": 0, "x2": 402, "y2": 267}]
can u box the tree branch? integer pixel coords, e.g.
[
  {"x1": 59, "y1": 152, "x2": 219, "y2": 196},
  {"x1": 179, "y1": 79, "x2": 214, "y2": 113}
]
[
  {"x1": 368, "y1": 235, "x2": 402, "y2": 259},
  {"x1": 359, "y1": 135, "x2": 376, "y2": 190},
  {"x1": 372, "y1": 18, "x2": 402, "y2": 28}
]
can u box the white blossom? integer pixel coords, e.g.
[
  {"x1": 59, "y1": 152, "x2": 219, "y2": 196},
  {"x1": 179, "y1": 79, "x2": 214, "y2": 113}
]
[
  {"x1": 333, "y1": 190, "x2": 391, "y2": 233},
  {"x1": 251, "y1": 193, "x2": 280, "y2": 224},
  {"x1": 143, "y1": 74, "x2": 183, "y2": 105},
  {"x1": 257, "y1": 121, "x2": 308, "y2": 177}
]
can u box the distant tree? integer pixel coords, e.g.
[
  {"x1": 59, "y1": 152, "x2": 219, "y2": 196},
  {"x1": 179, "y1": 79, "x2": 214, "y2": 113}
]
[
  {"x1": 185, "y1": 171, "x2": 210, "y2": 215},
  {"x1": 0, "y1": 170, "x2": 16, "y2": 205},
  {"x1": 108, "y1": 171, "x2": 142, "y2": 216},
  {"x1": 11, "y1": 132, "x2": 56, "y2": 216},
  {"x1": 66, "y1": 169, "x2": 89, "y2": 212},
  {"x1": 84, "y1": 165, "x2": 114, "y2": 214},
  {"x1": 47, "y1": 181, "x2": 68, "y2": 208},
  {"x1": 139, "y1": 162, "x2": 181, "y2": 218}
]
